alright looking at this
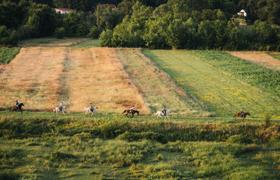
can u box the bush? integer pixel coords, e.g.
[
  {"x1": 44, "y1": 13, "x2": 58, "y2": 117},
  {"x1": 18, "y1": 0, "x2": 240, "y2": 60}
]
[
  {"x1": 263, "y1": 114, "x2": 272, "y2": 128},
  {"x1": 88, "y1": 26, "x2": 100, "y2": 39},
  {"x1": 54, "y1": 27, "x2": 65, "y2": 39},
  {"x1": 100, "y1": 29, "x2": 113, "y2": 46}
]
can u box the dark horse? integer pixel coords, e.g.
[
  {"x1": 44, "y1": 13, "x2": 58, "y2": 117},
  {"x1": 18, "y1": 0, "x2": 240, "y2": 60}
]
[
  {"x1": 11, "y1": 103, "x2": 24, "y2": 112},
  {"x1": 122, "y1": 109, "x2": 140, "y2": 117},
  {"x1": 234, "y1": 111, "x2": 250, "y2": 120}
]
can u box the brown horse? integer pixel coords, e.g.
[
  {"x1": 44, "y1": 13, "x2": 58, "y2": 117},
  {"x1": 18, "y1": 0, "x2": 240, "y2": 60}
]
[
  {"x1": 11, "y1": 103, "x2": 24, "y2": 112},
  {"x1": 122, "y1": 109, "x2": 140, "y2": 117},
  {"x1": 234, "y1": 111, "x2": 250, "y2": 120}
]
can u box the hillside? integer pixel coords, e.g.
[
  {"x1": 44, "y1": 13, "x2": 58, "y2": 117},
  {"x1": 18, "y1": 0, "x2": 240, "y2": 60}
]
[{"x1": 1, "y1": 46, "x2": 280, "y2": 117}]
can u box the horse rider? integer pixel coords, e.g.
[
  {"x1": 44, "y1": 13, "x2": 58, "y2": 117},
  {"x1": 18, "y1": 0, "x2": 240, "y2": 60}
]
[
  {"x1": 129, "y1": 106, "x2": 136, "y2": 112},
  {"x1": 162, "y1": 106, "x2": 167, "y2": 116},
  {"x1": 58, "y1": 102, "x2": 64, "y2": 112},
  {"x1": 15, "y1": 100, "x2": 21, "y2": 109},
  {"x1": 89, "y1": 103, "x2": 95, "y2": 112}
]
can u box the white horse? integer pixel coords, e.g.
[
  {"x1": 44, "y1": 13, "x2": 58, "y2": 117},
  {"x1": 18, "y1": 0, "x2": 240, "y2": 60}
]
[
  {"x1": 53, "y1": 104, "x2": 66, "y2": 114},
  {"x1": 84, "y1": 106, "x2": 97, "y2": 115},
  {"x1": 155, "y1": 109, "x2": 169, "y2": 118}
]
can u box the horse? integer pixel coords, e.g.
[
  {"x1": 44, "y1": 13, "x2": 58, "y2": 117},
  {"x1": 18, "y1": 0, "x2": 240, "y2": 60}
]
[
  {"x1": 53, "y1": 105, "x2": 66, "y2": 114},
  {"x1": 122, "y1": 109, "x2": 140, "y2": 117},
  {"x1": 11, "y1": 103, "x2": 24, "y2": 112},
  {"x1": 84, "y1": 106, "x2": 97, "y2": 115},
  {"x1": 155, "y1": 109, "x2": 169, "y2": 118},
  {"x1": 234, "y1": 111, "x2": 250, "y2": 120}
]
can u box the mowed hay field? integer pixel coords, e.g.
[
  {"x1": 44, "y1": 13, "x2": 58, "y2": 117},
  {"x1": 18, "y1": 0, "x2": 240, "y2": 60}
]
[
  {"x1": 116, "y1": 48, "x2": 208, "y2": 115},
  {"x1": 145, "y1": 50, "x2": 280, "y2": 117},
  {"x1": 0, "y1": 47, "x2": 150, "y2": 113},
  {"x1": 0, "y1": 47, "x2": 66, "y2": 110},
  {"x1": 230, "y1": 51, "x2": 280, "y2": 71},
  {"x1": 66, "y1": 48, "x2": 149, "y2": 113}
]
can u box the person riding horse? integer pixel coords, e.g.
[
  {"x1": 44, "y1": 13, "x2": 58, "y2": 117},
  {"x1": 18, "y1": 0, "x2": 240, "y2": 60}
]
[
  {"x1": 12, "y1": 100, "x2": 24, "y2": 112},
  {"x1": 234, "y1": 111, "x2": 250, "y2": 120},
  {"x1": 123, "y1": 106, "x2": 140, "y2": 117},
  {"x1": 162, "y1": 106, "x2": 167, "y2": 116},
  {"x1": 89, "y1": 103, "x2": 95, "y2": 112}
]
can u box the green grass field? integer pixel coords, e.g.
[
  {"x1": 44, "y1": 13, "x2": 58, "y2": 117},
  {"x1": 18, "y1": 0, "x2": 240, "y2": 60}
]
[
  {"x1": 0, "y1": 112, "x2": 279, "y2": 179},
  {"x1": 270, "y1": 52, "x2": 280, "y2": 60},
  {"x1": 144, "y1": 50, "x2": 280, "y2": 118},
  {"x1": 117, "y1": 48, "x2": 207, "y2": 115},
  {"x1": 1, "y1": 44, "x2": 280, "y2": 179},
  {"x1": 19, "y1": 38, "x2": 88, "y2": 47},
  {"x1": 0, "y1": 47, "x2": 20, "y2": 64},
  {"x1": 72, "y1": 39, "x2": 101, "y2": 48}
]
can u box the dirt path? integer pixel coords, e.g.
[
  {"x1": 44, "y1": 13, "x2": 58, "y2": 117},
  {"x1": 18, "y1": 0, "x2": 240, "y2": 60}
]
[
  {"x1": 66, "y1": 48, "x2": 149, "y2": 113},
  {"x1": 229, "y1": 51, "x2": 280, "y2": 71},
  {"x1": 0, "y1": 47, "x2": 66, "y2": 110}
]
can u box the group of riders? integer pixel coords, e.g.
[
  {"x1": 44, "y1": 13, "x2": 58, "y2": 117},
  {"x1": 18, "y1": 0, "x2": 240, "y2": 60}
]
[
  {"x1": 12, "y1": 100, "x2": 169, "y2": 118},
  {"x1": 11, "y1": 100, "x2": 250, "y2": 119}
]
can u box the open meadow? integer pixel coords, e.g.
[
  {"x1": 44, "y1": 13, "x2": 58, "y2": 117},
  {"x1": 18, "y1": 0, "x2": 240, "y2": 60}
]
[
  {"x1": 144, "y1": 50, "x2": 280, "y2": 118},
  {"x1": 0, "y1": 112, "x2": 280, "y2": 179},
  {"x1": 0, "y1": 39, "x2": 280, "y2": 179}
]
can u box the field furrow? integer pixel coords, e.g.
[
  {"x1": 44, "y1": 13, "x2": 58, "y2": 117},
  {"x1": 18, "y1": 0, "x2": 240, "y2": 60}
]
[
  {"x1": 66, "y1": 48, "x2": 149, "y2": 113},
  {"x1": 0, "y1": 47, "x2": 66, "y2": 110},
  {"x1": 145, "y1": 50, "x2": 280, "y2": 116},
  {"x1": 230, "y1": 51, "x2": 280, "y2": 71},
  {"x1": 117, "y1": 48, "x2": 207, "y2": 115}
]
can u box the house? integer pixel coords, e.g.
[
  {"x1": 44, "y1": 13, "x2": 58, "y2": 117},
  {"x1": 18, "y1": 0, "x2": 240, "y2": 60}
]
[
  {"x1": 237, "y1": 9, "x2": 247, "y2": 17},
  {"x1": 55, "y1": 8, "x2": 74, "y2": 14}
]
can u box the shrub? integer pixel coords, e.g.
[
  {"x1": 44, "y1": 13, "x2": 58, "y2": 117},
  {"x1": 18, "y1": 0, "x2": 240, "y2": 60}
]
[
  {"x1": 88, "y1": 26, "x2": 100, "y2": 39},
  {"x1": 263, "y1": 114, "x2": 272, "y2": 128},
  {"x1": 54, "y1": 27, "x2": 65, "y2": 39}
]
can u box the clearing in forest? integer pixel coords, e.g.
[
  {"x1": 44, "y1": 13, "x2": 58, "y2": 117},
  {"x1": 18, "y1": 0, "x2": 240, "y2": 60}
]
[
  {"x1": 145, "y1": 50, "x2": 280, "y2": 117},
  {"x1": 230, "y1": 51, "x2": 280, "y2": 71},
  {"x1": 117, "y1": 48, "x2": 207, "y2": 115}
]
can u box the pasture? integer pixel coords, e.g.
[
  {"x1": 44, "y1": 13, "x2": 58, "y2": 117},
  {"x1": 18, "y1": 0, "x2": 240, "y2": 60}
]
[
  {"x1": 144, "y1": 50, "x2": 280, "y2": 117},
  {"x1": 230, "y1": 51, "x2": 280, "y2": 71},
  {"x1": 18, "y1": 38, "x2": 88, "y2": 47},
  {"x1": 1, "y1": 42, "x2": 280, "y2": 179},
  {"x1": 116, "y1": 48, "x2": 208, "y2": 115},
  {"x1": 0, "y1": 47, "x2": 20, "y2": 64},
  {"x1": 0, "y1": 112, "x2": 279, "y2": 179},
  {"x1": 0, "y1": 47, "x2": 148, "y2": 113}
]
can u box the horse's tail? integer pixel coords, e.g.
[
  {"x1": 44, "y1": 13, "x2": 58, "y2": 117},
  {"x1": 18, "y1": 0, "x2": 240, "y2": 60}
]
[{"x1": 122, "y1": 110, "x2": 127, "y2": 114}]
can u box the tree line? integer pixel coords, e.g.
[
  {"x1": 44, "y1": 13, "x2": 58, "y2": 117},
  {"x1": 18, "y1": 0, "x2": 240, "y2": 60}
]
[
  {"x1": 0, "y1": 0, "x2": 280, "y2": 50},
  {"x1": 100, "y1": 0, "x2": 280, "y2": 50}
]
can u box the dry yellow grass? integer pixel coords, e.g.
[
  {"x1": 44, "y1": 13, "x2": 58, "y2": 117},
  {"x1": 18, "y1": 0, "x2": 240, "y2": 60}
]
[
  {"x1": 230, "y1": 51, "x2": 280, "y2": 70},
  {"x1": 0, "y1": 47, "x2": 149, "y2": 113},
  {"x1": 0, "y1": 47, "x2": 66, "y2": 110},
  {"x1": 67, "y1": 48, "x2": 149, "y2": 113}
]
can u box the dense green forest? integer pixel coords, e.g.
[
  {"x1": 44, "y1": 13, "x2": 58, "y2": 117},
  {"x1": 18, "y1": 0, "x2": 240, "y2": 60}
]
[{"x1": 0, "y1": 0, "x2": 280, "y2": 50}]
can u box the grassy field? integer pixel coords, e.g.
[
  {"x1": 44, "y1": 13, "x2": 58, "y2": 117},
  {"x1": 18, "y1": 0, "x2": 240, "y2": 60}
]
[
  {"x1": 0, "y1": 112, "x2": 279, "y2": 179},
  {"x1": 0, "y1": 47, "x2": 149, "y2": 113},
  {"x1": 117, "y1": 48, "x2": 208, "y2": 115},
  {"x1": 144, "y1": 50, "x2": 280, "y2": 117},
  {"x1": 1, "y1": 42, "x2": 280, "y2": 179},
  {"x1": 72, "y1": 39, "x2": 101, "y2": 48},
  {"x1": 230, "y1": 51, "x2": 280, "y2": 71},
  {"x1": 19, "y1": 38, "x2": 88, "y2": 47},
  {"x1": 0, "y1": 47, "x2": 66, "y2": 110},
  {"x1": 0, "y1": 47, "x2": 20, "y2": 64},
  {"x1": 269, "y1": 52, "x2": 280, "y2": 60}
]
